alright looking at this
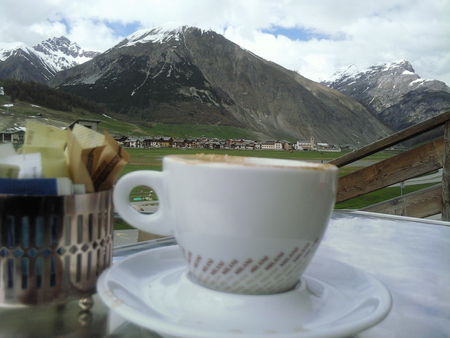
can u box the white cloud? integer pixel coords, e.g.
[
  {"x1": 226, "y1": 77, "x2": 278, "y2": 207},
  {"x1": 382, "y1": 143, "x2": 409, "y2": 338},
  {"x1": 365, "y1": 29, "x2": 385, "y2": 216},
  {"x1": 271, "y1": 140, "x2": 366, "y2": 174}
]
[
  {"x1": 29, "y1": 21, "x2": 68, "y2": 39},
  {"x1": 0, "y1": 0, "x2": 449, "y2": 85}
]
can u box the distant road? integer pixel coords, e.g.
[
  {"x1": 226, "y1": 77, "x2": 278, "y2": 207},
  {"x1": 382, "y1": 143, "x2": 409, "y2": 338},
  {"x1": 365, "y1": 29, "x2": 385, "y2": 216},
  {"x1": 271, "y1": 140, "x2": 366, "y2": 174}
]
[{"x1": 391, "y1": 169, "x2": 442, "y2": 186}]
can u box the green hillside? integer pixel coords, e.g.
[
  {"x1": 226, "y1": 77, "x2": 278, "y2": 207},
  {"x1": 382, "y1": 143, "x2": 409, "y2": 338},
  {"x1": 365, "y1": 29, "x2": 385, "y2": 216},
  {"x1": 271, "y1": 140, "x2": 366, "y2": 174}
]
[{"x1": 0, "y1": 81, "x2": 258, "y2": 140}]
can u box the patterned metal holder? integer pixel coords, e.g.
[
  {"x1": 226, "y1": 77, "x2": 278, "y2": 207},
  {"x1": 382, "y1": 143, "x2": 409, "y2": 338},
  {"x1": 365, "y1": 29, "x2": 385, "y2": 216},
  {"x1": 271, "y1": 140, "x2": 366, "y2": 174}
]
[{"x1": 0, "y1": 189, "x2": 113, "y2": 307}]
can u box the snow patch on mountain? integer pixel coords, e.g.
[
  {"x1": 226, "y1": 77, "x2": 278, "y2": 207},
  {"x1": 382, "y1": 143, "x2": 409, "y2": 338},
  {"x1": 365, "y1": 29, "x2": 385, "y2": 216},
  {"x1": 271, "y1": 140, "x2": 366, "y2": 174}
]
[{"x1": 325, "y1": 64, "x2": 361, "y2": 83}]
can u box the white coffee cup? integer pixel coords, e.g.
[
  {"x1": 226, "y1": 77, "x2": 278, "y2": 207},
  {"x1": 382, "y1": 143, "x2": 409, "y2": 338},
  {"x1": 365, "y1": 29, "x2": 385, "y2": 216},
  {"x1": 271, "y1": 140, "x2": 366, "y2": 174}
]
[{"x1": 113, "y1": 154, "x2": 338, "y2": 295}]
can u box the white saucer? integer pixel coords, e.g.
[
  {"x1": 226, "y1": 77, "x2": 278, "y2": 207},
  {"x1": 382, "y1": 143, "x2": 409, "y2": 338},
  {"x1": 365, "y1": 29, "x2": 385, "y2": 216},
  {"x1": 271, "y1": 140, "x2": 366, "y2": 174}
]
[{"x1": 97, "y1": 246, "x2": 391, "y2": 338}]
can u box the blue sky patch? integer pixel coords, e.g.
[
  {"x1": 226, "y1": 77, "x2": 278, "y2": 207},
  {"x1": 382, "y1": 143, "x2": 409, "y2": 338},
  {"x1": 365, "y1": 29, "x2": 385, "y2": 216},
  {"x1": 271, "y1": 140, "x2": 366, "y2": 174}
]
[
  {"x1": 106, "y1": 21, "x2": 143, "y2": 37},
  {"x1": 263, "y1": 27, "x2": 329, "y2": 41},
  {"x1": 55, "y1": 18, "x2": 71, "y2": 34}
]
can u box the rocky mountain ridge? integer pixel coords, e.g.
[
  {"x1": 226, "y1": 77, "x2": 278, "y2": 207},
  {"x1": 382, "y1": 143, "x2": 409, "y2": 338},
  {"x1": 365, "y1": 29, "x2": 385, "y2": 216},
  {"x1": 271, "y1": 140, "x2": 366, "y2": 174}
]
[
  {"x1": 322, "y1": 60, "x2": 450, "y2": 130},
  {"x1": 3, "y1": 27, "x2": 448, "y2": 144},
  {"x1": 48, "y1": 25, "x2": 391, "y2": 145}
]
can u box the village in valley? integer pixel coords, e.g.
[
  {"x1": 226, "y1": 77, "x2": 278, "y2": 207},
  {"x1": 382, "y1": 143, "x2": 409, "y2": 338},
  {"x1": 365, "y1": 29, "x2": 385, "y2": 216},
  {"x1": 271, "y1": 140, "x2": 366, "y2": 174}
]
[
  {"x1": 119, "y1": 135, "x2": 342, "y2": 152},
  {"x1": 0, "y1": 118, "x2": 342, "y2": 152}
]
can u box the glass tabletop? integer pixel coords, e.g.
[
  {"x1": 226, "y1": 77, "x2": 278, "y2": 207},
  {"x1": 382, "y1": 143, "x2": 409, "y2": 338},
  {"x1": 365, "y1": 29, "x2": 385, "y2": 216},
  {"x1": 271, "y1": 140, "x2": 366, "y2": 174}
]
[{"x1": 1, "y1": 210, "x2": 449, "y2": 337}]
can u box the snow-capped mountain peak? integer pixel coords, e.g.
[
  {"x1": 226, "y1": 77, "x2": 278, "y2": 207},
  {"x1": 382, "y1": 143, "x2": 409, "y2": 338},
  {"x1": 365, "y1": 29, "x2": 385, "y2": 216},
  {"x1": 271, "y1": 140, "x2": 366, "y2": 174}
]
[
  {"x1": 323, "y1": 59, "x2": 449, "y2": 93},
  {"x1": 33, "y1": 36, "x2": 100, "y2": 71},
  {"x1": 117, "y1": 23, "x2": 214, "y2": 49},
  {"x1": 0, "y1": 37, "x2": 100, "y2": 83},
  {"x1": 326, "y1": 60, "x2": 418, "y2": 85},
  {"x1": 322, "y1": 59, "x2": 450, "y2": 131},
  {"x1": 119, "y1": 23, "x2": 189, "y2": 48},
  {"x1": 0, "y1": 42, "x2": 35, "y2": 62}
]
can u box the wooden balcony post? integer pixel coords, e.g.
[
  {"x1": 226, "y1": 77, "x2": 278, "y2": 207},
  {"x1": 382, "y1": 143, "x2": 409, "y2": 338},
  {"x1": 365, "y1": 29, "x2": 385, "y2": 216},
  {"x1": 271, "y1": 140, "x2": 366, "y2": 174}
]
[{"x1": 442, "y1": 121, "x2": 450, "y2": 221}]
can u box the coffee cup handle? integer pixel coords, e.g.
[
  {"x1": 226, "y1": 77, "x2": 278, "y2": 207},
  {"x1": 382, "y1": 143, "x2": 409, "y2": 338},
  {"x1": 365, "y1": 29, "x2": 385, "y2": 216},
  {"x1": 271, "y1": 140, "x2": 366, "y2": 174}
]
[{"x1": 113, "y1": 171, "x2": 173, "y2": 236}]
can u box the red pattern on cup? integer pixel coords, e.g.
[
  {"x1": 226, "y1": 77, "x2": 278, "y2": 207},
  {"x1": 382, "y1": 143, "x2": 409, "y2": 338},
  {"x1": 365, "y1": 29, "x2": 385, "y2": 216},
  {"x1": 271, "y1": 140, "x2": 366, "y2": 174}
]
[{"x1": 181, "y1": 238, "x2": 320, "y2": 294}]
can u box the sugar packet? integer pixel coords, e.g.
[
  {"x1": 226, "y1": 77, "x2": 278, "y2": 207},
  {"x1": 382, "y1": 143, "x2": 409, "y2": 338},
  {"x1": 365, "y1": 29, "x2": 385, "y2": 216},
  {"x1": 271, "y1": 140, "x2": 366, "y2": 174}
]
[
  {"x1": 19, "y1": 121, "x2": 69, "y2": 178},
  {"x1": 0, "y1": 143, "x2": 42, "y2": 178},
  {"x1": 66, "y1": 124, "x2": 130, "y2": 192}
]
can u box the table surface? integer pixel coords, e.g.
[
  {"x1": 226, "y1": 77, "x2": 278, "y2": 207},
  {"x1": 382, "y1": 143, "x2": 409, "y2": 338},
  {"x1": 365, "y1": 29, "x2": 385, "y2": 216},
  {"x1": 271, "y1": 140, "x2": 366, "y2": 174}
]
[{"x1": 1, "y1": 210, "x2": 449, "y2": 337}]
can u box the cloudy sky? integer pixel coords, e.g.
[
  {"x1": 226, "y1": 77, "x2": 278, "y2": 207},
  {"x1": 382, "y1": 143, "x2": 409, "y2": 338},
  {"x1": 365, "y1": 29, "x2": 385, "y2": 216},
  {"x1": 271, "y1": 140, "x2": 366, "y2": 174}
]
[{"x1": 1, "y1": 0, "x2": 449, "y2": 85}]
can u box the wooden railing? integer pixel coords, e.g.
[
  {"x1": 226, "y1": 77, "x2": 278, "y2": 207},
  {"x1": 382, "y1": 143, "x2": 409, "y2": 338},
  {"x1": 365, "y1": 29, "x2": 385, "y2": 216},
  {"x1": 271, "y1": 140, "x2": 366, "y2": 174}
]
[{"x1": 329, "y1": 110, "x2": 450, "y2": 221}]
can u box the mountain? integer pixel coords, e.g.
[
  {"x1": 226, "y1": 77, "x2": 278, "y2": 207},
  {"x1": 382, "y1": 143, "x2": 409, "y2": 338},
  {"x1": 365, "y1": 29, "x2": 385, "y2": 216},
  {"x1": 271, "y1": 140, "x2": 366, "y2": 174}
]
[
  {"x1": 0, "y1": 37, "x2": 100, "y2": 83},
  {"x1": 49, "y1": 25, "x2": 391, "y2": 144},
  {"x1": 322, "y1": 60, "x2": 450, "y2": 131}
]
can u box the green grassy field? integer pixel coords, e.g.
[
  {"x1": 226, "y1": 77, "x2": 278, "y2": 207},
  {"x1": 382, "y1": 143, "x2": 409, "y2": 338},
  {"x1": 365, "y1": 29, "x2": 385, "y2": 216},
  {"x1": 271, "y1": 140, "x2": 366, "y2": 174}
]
[
  {"x1": 120, "y1": 147, "x2": 397, "y2": 183},
  {"x1": 336, "y1": 183, "x2": 435, "y2": 209},
  {"x1": 120, "y1": 147, "x2": 392, "y2": 170}
]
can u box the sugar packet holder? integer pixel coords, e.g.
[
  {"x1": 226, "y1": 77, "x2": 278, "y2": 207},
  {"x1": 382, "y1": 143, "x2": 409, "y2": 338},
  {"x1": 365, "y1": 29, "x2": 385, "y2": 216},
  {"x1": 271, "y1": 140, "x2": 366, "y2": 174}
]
[{"x1": 0, "y1": 177, "x2": 85, "y2": 196}]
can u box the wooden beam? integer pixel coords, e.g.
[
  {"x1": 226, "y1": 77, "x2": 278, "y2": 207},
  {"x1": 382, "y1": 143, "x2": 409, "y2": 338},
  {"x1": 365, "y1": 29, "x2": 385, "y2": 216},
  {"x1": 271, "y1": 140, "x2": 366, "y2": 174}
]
[
  {"x1": 330, "y1": 110, "x2": 450, "y2": 168},
  {"x1": 336, "y1": 138, "x2": 444, "y2": 203},
  {"x1": 442, "y1": 121, "x2": 450, "y2": 221},
  {"x1": 361, "y1": 184, "x2": 442, "y2": 218}
]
